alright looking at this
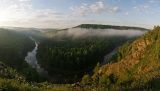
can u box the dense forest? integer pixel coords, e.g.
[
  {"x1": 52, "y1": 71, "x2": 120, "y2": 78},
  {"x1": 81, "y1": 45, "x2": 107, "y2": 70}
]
[{"x1": 37, "y1": 36, "x2": 129, "y2": 83}]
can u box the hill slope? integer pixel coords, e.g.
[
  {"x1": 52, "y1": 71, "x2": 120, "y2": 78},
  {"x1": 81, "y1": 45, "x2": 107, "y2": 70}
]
[
  {"x1": 0, "y1": 29, "x2": 43, "y2": 82},
  {"x1": 81, "y1": 26, "x2": 160, "y2": 90},
  {"x1": 0, "y1": 29, "x2": 71, "y2": 91}
]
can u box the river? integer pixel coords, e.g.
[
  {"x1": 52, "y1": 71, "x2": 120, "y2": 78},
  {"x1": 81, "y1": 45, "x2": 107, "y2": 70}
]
[
  {"x1": 101, "y1": 48, "x2": 118, "y2": 65},
  {"x1": 25, "y1": 36, "x2": 48, "y2": 76}
]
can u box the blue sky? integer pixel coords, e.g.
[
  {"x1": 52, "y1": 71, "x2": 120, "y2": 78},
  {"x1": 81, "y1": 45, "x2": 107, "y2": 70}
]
[{"x1": 0, "y1": 0, "x2": 159, "y2": 28}]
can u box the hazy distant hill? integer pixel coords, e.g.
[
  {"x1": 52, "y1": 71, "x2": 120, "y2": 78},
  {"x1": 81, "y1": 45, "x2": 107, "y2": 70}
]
[
  {"x1": 75, "y1": 24, "x2": 150, "y2": 31},
  {"x1": 44, "y1": 24, "x2": 149, "y2": 39}
]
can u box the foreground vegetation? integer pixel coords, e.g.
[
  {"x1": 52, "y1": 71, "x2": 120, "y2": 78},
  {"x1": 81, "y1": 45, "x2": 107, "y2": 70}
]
[{"x1": 0, "y1": 62, "x2": 71, "y2": 91}]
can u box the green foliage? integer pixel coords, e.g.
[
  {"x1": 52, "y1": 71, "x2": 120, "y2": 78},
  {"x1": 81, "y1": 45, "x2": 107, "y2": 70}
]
[
  {"x1": 0, "y1": 61, "x2": 71, "y2": 91},
  {"x1": 0, "y1": 78, "x2": 72, "y2": 91},
  {"x1": 37, "y1": 36, "x2": 129, "y2": 83},
  {"x1": 81, "y1": 74, "x2": 91, "y2": 85},
  {"x1": 98, "y1": 74, "x2": 118, "y2": 87},
  {"x1": 22, "y1": 66, "x2": 42, "y2": 82},
  {"x1": 93, "y1": 62, "x2": 100, "y2": 73},
  {"x1": 0, "y1": 29, "x2": 34, "y2": 68},
  {"x1": 110, "y1": 41, "x2": 132, "y2": 62},
  {"x1": 99, "y1": 75, "x2": 110, "y2": 86}
]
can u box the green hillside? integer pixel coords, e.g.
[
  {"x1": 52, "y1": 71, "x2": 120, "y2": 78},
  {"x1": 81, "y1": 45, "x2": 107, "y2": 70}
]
[
  {"x1": 0, "y1": 29, "x2": 34, "y2": 68},
  {"x1": 0, "y1": 29, "x2": 42, "y2": 82},
  {"x1": 0, "y1": 29, "x2": 71, "y2": 91},
  {"x1": 78, "y1": 26, "x2": 160, "y2": 90}
]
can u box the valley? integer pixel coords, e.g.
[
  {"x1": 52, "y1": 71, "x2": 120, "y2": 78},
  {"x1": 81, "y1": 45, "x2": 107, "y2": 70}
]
[
  {"x1": 25, "y1": 36, "x2": 48, "y2": 77},
  {"x1": 1, "y1": 24, "x2": 160, "y2": 91},
  {"x1": 0, "y1": 0, "x2": 159, "y2": 90}
]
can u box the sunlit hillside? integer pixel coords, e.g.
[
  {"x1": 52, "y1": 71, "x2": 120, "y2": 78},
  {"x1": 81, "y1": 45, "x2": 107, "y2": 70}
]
[{"x1": 77, "y1": 26, "x2": 160, "y2": 91}]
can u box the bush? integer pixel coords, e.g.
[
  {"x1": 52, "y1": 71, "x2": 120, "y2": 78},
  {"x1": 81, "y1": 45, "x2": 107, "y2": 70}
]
[
  {"x1": 81, "y1": 74, "x2": 91, "y2": 85},
  {"x1": 99, "y1": 75, "x2": 110, "y2": 86}
]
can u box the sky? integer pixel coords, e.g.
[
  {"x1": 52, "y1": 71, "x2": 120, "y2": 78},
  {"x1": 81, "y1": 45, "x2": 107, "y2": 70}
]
[{"x1": 0, "y1": 0, "x2": 160, "y2": 29}]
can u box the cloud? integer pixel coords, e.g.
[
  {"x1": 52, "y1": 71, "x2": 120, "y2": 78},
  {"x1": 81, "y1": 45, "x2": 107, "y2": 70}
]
[
  {"x1": 133, "y1": 5, "x2": 150, "y2": 13},
  {"x1": 70, "y1": 1, "x2": 120, "y2": 16},
  {"x1": 51, "y1": 28, "x2": 146, "y2": 39},
  {"x1": 125, "y1": 12, "x2": 129, "y2": 15},
  {"x1": 89, "y1": 1, "x2": 106, "y2": 13},
  {"x1": 149, "y1": 0, "x2": 160, "y2": 4},
  {"x1": 0, "y1": 0, "x2": 64, "y2": 28},
  {"x1": 18, "y1": 0, "x2": 32, "y2": 1},
  {"x1": 132, "y1": 0, "x2": 159, "y2": 15}
]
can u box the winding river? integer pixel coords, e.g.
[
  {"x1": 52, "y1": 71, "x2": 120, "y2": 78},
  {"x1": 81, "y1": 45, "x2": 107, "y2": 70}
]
[
  {"x1": 25, "y1": 37, "x2": 48, "y2": 76},
  {"x1": 102, "y1": 48, "x2": 117, "y2": 65}
]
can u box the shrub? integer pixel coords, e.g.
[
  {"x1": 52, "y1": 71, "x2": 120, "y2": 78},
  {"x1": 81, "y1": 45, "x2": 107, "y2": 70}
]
[{"x1": 81, "y1": 74, "x2": 91, "y2": 85}]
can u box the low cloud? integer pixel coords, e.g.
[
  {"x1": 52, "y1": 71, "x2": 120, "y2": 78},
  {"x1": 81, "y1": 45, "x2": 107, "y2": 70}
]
[
  {"x1": 134, "y1": 5, "x2": 150, "y2": 13},
  {"x1": 52, "y1": 28, "x2": 146, "y2": 38}
]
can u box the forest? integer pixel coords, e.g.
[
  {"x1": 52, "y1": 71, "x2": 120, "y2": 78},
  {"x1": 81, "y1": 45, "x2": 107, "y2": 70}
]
[
  {"x1": 36, "y1": 24, "x2": 147, "y2": 83},
  {"x1": 37, "y1": 36, "x2": 129, "y2": 83}
]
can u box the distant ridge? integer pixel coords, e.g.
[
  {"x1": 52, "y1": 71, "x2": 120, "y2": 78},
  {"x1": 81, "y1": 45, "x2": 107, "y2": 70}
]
[{"x1": 75, "y1": 24, "x2": 150, "y2": 31}]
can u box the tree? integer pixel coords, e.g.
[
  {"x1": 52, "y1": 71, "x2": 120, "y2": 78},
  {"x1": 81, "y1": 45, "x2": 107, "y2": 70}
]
[{"x1": 93, "y1": 62, "x2": 100, "y2": 73}]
